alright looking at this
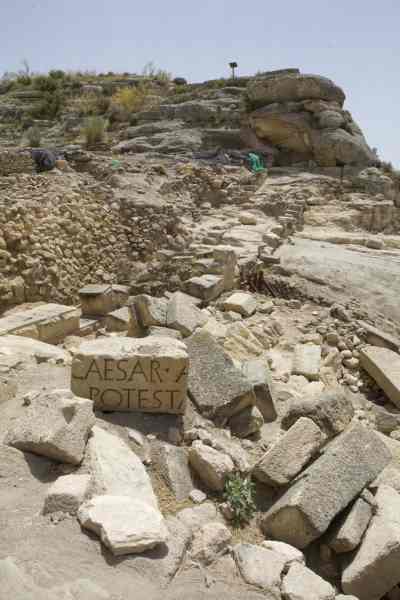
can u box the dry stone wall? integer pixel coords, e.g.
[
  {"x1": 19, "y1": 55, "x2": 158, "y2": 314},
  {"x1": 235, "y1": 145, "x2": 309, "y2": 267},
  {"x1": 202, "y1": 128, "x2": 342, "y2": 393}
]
[
  {"x1": 0, "y1": 172, "x2": 132, "y2": 309},
  {"x1": 0, "y1": 149, "x2": 34, "y2": 176}
]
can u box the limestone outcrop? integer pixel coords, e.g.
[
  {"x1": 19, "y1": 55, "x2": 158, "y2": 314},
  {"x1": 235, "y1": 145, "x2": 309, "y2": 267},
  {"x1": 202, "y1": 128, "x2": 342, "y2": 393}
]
[{"x1": 244, "y1": 71, "x2": 376, "y2": 167}]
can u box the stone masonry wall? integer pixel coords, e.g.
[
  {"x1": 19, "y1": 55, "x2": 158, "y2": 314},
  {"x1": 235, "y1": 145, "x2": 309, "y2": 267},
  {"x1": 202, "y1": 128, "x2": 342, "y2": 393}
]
[
  {"x1": 0, "y1": 172, "x2": 132, "y2": 309},
  {"x1": 0, "y1": 150, "x2": 34, "y2": 176}
]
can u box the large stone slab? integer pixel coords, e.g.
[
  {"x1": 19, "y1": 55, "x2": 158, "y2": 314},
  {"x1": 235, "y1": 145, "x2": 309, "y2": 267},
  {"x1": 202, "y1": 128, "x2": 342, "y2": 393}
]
[
  {"x1": 0, "y1": 303, "x2": 80, "y2": 343},
  {"x1": 223, "y1": 292, "x2": 257, "y2": 317},
  {"x1": 184, "y1": 274, "x2": 225, "y2": 302},
  {"x1": 254, "y1": 417, "x2": 325, "y2": 487},
  {"x1": 360, "y1": 345, "x2": 400, "y2": 408},
  {"x1": 189, "y1": 440, "x2": 234, "y2": 491},
  {"x1": 282, "y1": 562, "x2": 335, "y2": 600},
  {"x1": 79, "y1": 284, "x2": 128, "y2": 317},
  {"x1": 261, "y1": 424, "x2": 391, "y2": 548},
  {"x1": 292, "y1": 344, "x2": 321, "y2": 381},
  {"x1": 104, "y1": 306, "x2": 130, "y2": 333},
  {"x1": 213, "y1": 245, "x2": 237, "y2": 291},
  {"x1": 0, "y1": 558, "x2": 110, "y2": 600},
  {"x1": 166, "y1": 291, "x2": 207, "y2": 337},
  {"x1": 342, "y1": 485, "x2": 400, "y2": 600},
  {"x1": 358, "y1": 321, "x2": 400, "y2": 353},
  {"x1": 281, "y1": 388, "x2": 354, "y2": 437},
  {"x1": 78, "y1": 495, "x2": 168, "y2": 555},
  {"x1": 151, "y1": 441, "x2": 194, "y2": 502},
  {"x1": 134, "y1": 294, "x2": 168, "y2": 327},
  {"x1": 241, "y1": 359, "x2": 277, "y2": 422},
  {"x1": 327, "y1": 496, "x2": 372, "y2": 553},
  {"x1": 71, "y1": 336, "x2": 188, "y2": 414},
  {"x1": 186, "y1": 329, "x2": 256, "y2": 422},
  {"x1": 88, "y1": 426, "x2": 158, "y2": 509},
  {"x1": 43, "y1": 473, "x2": 91, "y2": 515},
  {"x1": 5, "y1": 389, "x2": 95, "y2": 465},
  {"x1": 233, "y1": 543, "x2": 286, "y2": 595},
  {"x1": 0, "y1": 334, "x2": 69, "y2": 364}
]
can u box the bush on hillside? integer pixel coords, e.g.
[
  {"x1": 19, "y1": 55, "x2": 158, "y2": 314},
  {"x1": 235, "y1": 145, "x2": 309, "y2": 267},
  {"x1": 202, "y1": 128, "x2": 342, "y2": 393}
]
[
  {"x1": 49, "y1": 69, "x2": 65, "y2": 80},
  {"x1": 33, "y1": 75, "x2": 59, "y2": 93},
  {"x1": 16, "y1": 74, "x2": 32, "y2": 86},
  {"x1": 74, "y1": 92, "x2": 110, "y2": 116},
  {"x1": 29, "y1": 89, "x2": 65, "y2": 119},
  {"x1": 26, "y1": 125, "x2": 41, "y2": 147},
  {"x1": 111, "y1": 84, "x2": 159, "y2": 114},
  {"x1": 82, "y1": 116, "x2": 106, "y2": 147}
]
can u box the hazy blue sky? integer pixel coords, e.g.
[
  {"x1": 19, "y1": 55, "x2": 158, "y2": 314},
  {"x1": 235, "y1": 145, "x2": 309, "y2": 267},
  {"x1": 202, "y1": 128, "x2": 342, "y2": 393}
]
[{"x1": 1, "y1": 0, "x2": 398, "y2": 165}]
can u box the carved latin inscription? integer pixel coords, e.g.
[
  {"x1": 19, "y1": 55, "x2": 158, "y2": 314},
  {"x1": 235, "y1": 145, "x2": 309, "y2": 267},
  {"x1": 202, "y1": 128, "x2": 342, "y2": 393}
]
[{"x1": 71, "y1": 337, "x2": 188, "y2": 414}]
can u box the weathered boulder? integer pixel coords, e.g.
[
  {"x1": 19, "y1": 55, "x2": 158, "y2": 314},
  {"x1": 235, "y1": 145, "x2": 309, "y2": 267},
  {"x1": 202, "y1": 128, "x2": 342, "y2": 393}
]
[
  {"x1": 43, "y1": 473, "x2": 91, "y2": 515},
  {"x1": 78, "y1": 495, "x2": 168, "y2": 556},
  {"x1": 151, "y1": 441, "x2": 193, "y2": 502},
  {"x1": 184, "y1": 274, "x2": 225, "y2": 302},
  {"x1": 5, "y1": 389, "x2": 94, "y2": 465},
  {"x1": 342, "y1": 485, "x2": 400, "y2": 600},
  {"x1": 186, "y1": 329, "x2": 255, "y2": 422},
  {"x1": 233, "y1": 543, "x2": 286, "y2": 595},
  {"x1": 79, "y1": 284, "x2": 128, "y2": 317},
  {"x1": 282, "y1": 562, "x2": 335, "y2": 600},
  {"x1": 241, "y1": 359, "x2": 277, "y2": 422},
  {"x1": 88, "y1": 426, "x2": 158, "y2": 509},
  {"x1": 247, "y1": 73, "x2": 346, "y2": 106},
  {"x1": 229, "y1": 405, "x2": 264, "y2": 438},
  {"x1": 360, "y1": 345, "x2": 400, "y2": 408},
  {"x1": 261, "y1": 540, "x2": 305, "y2": 565},
  {"x1": 189, "y1": 440, "x2": 234, "y2": 491},
  {"x1": 166, "y1": 291, "x2": 207, "y2": 337},
  {"x1": 245, "y1": 72, "x2": 375, "y2": 167},
  {"x1": 190, "y1": 521, "x2": 232, "y2": 564},
  {"x1": 0, "y1": 303, "x2": 80, "y2": 343},
  {"x1": 261, "y1": 424, "x2": 390, "y2": 548},
  {"x1": 253, "y1": 417, "x2": 325, "y2": 486},
  {"x1": 177, "y1": 500, "x2": 221, "y2": 532},
  {"x1": 71, "y1": 336, "x2": 188, "y2": 414},
  {"x1": 0, "y1": 335, "x2": 69, "y2": 364},
  {"x1": 223, "y1": 292, "x2": 257, "y2": 317},
  {"x1": 134, "y1": 294, "x2": 168, "y2": 327},
  {"x1": 281, "y1": 388, "x2": 354, "y2": 437}
]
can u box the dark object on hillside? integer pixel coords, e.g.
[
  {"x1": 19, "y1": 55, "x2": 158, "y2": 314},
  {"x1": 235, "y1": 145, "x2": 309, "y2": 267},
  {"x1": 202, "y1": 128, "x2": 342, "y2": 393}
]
[
  {"x1": 173, "y1": 77, "x2": 187, "y2": 86},
  {"x1": 31, "y1": 149, "x2": 57, "y2": 172},
  {"x1": 229, "y1": 62, "x2": 238, "y2": 79}
]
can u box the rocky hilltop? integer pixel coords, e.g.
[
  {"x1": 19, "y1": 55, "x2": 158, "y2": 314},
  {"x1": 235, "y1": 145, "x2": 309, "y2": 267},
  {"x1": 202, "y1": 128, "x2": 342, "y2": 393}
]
[
  {"x1": 0, "y1": 66, "x2": 400, "y2": 600},
  {"x1": 244, "y1": 70, "x2": 376, "y2": 167}
]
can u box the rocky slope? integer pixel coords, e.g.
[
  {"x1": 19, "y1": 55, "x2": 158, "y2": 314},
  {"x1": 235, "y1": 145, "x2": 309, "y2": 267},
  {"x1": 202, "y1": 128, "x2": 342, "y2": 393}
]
[{"x1": 0, "y1": 67, "x2": 400, "y2": 600}]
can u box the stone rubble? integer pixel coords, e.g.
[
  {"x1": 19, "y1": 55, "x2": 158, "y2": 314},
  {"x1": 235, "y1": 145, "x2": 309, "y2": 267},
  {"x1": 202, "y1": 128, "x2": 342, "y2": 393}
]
[
  {"x1": 1, "y1": 66, "x2": 400, "y2": 600},
  {"x1": 5, "y1": 389, "x2": 95, "y2": 465}
]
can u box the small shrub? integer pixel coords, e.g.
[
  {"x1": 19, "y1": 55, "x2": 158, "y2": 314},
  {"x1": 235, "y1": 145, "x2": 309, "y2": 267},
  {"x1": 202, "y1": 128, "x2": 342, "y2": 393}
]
[
  {"x1": 26, "y1": 125, "x2": 41, "y2": 147},
  {"x1": 223, "y1": 473, "x2": 256, "y2": 527},
  {"x1": 82, "y1": 116, "x2": 106, "y2": 147},
  {"x1": 111, "y1": 84, "x2": 155, "y2": 113},
  {"x1": 16, "y1": 74, "x2": 32, "y2": 86},
  {"x1": 33, "y1": 75, "x2": 59, "y2": 93},
  {"x1": 29, "y1": 89, "x2": 65, "y2": 119},
  {"x1": 142, "y1": 61, "x2": 172, "y2": 82},
  {"x1": 49, "y1": 69, "x2": 65, "y2": 80},
  {"x1": 74, "y1": 92, "x2": 110, "y2": 116}
]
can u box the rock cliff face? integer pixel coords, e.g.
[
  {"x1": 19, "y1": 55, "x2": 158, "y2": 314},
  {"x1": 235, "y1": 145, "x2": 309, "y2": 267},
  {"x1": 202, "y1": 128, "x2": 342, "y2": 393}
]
[{"x1": 244, "y1": 70, "x2": 376, "y2": 167}]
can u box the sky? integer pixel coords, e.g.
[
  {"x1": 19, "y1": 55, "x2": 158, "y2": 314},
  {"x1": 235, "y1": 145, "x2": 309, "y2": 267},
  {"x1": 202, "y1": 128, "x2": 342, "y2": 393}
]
[{"x1": 1, "y1": 0, "x2": 399, "y2": 165}]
